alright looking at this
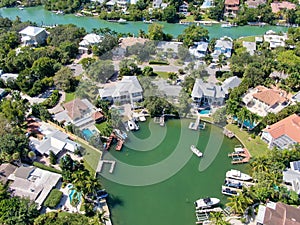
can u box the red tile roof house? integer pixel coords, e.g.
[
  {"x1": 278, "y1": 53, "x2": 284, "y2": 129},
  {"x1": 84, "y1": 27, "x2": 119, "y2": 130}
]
[
  {"x1": 261, "y1": 114, "x2": 300, "y2": 150},
  {"x1": 271, "y1": 1, "x2": 296, "y2": 14},
  {"x1": 224, "y1": 0, "x2": 240, "y2": 17},
  {"x1": 256, "y1": 201, "x2": 300, "y2": 225}
]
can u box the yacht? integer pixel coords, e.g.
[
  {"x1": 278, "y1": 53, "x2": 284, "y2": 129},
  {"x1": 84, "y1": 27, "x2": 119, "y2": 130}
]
[
  {"x1": 118, "y1": 18, "x2": 127, "y2": 24},
  {"x1": 190, "y1": 145, "x2": 203, "y2": 157},
  {"x1": 194, "y1": 197, "x2": 220, "y2": 209},
  {"x1": 226, "y1": 169, "x2": 252, "y2": 181}
]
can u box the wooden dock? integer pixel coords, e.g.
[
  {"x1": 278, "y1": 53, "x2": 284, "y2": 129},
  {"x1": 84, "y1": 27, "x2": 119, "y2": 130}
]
[
  {"x1": 228, "y1": 148, "x2": 251, "y2": 164},
  {"x1": 96, "y1": 160, "x2": 116, "y2": 174}
]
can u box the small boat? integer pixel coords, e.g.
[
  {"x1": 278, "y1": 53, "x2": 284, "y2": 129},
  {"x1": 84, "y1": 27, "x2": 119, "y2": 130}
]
[
  {"x1": 221, "y1": 23, "x2": 232, "y2": 28},
  {"x1": 179, "y1": 21, "x2": 190, "y2": 26},
  {"x1": 143, "y1": 19, "x2": 153, "y2": 24},
  {"x1": 194, "y1": 197, "x2": 220, "y2": 209},
  {"x1": 221, "y1": 186, "x2": 240, "y2": 196},
  {"x1": 96, "y1": 189, "x2": 108, "y2": 199},
  {"x1": 127, "y1": 120, "x2": 139, "y2": 131},
  {"x1": 190, "y1": 145, "x2": 203, "y2": 157},
  {"x1": 226, "y1": 169, "x2": 252, "y2": 181},
  {"x1": 18, "y1": 7, "x2": 24, "y2": 10},
  {"x1": 56, "y1": 10, "x2": 64, "y2": 15},
  {"x1": 118, "y1": 18, "x2": 127, "y2": 24},
  {"x1": 224, "y1": 179, "x2": 243, "y2": 189}
]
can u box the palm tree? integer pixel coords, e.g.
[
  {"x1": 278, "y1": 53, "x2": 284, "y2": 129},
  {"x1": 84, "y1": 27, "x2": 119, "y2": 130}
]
[
  {"x1": 237, "y1": 107, "x2": 249, "y2": 130},
  {"x1": 226, "y1": 193, "x2": 253, "y2": 215},
  {"x1": 250, "y1": 156, "x2": 269, "y2": 173},
  {"x1": 210, "y1": 211, "x2": 230, "y2": 225}
]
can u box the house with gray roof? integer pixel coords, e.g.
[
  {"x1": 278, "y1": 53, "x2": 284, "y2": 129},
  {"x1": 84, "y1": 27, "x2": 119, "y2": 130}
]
[
  {"x1": 99, "y1": 76, "x2": 143, "y2": 108},
  {"x1": 79, "y1": 33, "x2": 103, "y2": 54},
  {"x1": 8, "y1": 165, "x2": 61, "y2": 209},
  {"x1": 152, "y1": 79, "x2": 182, "y2": 102},
  {"x1": 191, "y1": 79, "x2": 226, "y2": 107},
  {"x1": 221, "y1": 76, "x2": 241, "y2": 96},
  {"x1": 0, "y1": 163, "x2": 17, "y2": 184},
  {"x1": 283, "y1": 160, "x2": 300, "y2": 194},
  {"x1": 242, "y1": 41, "x2": 256, "y2": 55},
  {"x1": 19, "y1": 26, "x2": 48, "y2": 46},
  {"x1": 0, "y1": 73, "x2": 18, "y2": 83},
  {"x1": 292, "y1": 91, "x2": 300, "y2": 103},
  {"x1": 211, "y1": 36, "x2": 233, "y2": 62},
  {"x1": 30, "y1": 123, "x2": 80, "y2": 156}
]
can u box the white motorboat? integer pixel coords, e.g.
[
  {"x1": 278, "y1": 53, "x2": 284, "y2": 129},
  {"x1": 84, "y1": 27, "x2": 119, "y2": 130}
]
[
  {"x1": 226, "y1": 169, "x2": 252, "y2": 181},
  {"x1": 118, "y1": 18, "x2": 127, "y2": 24},
  {"x1": 143, "y1": 19, "x2": 153, "y2": 24},
  {"x1": 194, "y1": 197, "x2": 220, "y2": 209},
  {"x1": 190, "y1": 145, "x2": 203, "y2": 157},
  {"x1": 221, "y1": 23, "x2": 232, "y2": 28},
  {"x1": 127, "y1": 120, "x2": 139, "y2": 131}
]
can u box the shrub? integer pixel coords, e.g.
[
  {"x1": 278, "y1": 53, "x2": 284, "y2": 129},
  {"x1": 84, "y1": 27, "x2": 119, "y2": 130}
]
[
  {"x1": 44, "y1": 189, "x2": 63, "y2": 209},
  {"x1": 33, "y1": 162, "x2": 62, "y2": 174},
  {"x1": 149, "y1": 60, "x2": 170, "y2": 65}
]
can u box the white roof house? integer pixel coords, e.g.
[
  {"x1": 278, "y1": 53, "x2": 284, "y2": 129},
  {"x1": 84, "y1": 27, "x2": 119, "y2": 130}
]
[
  {"x1": 152, "y1": 79, "x2": 182, "y2": 99},
  {"x1": 221, "y1": 76, "x2": 241, "y2": 94},
  {"x1": 79, "y1": 33, "x2": 103, "y2": 53},
  {"x1": 189, "y1": 42, "x2": 208, "y2": 58},
  {"x1": 153, "y1": 0, "x2": 162, "y2": 8},
  {"x1": 156, "y1": 41, "x2": 183, "y2": 53},
  {"x1": 19, "y1": 26, "x2": 48, "y2": 46},
  {"x1": 283, "y1": 161, "x2": 300, "y2": 194},
  {"x1": 242, "y1": 41, "x2": 256, "y2": 55},
  {"x1": 99, "y1": 76, "x2": 143, "y2": 107},
  {"x1": 264, "y1": 30, "x2": 288, "y2": 49},
  {"x1": 212, "y1": 36, "x2": 233, "y2": 61},
  {"x1": 9, "y1": 165, "x2": 61, "y2": 209},
  {"x1": 0, "y1": 73, "x2": 18, "y2": 83}
]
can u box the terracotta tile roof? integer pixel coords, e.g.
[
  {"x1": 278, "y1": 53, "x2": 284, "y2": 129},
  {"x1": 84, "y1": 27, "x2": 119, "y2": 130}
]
[
  {"x1": 63, "y1": 98, "x2": 88, "y2": 120},
  {"x1": 271, "y1": 1, "x2": 296, "y2": 13},
  {"x1": 225, "y1": 0, "x2": 239, "y2": 5},
  {"x1": 263, "y1": 114, "x2": 300, "y2": 143},
  {"x1": 92, "y1": 111, "x2": 104, "y2": 120},
  {"x1": 263, "y1": 202, "x2": 300, "y2": 225},
  {"x1": 253, "y1": 88, "x2": 287, "y2": 106}
]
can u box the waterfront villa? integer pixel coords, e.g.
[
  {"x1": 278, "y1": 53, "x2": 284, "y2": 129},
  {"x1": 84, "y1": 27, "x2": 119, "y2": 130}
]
[
  {"x1": 8, "y1": 165, "x2": 61, "y2": 209},
  {"x1": 242, "y1": 41, "x2": 256, "y2": 56},
  {"x1": 245, "y1": 0, "x2": 266, "y2": 8},
  {"x1": 271, "y1": 1, "x2": 296, "y2": 13},
  {"x1": 29, "y1": 122, "x2": 81, "y2": 156},
  {"x1": 261, "y1": 114, "x2": 300, "y2": 150},
  {"x1": 79, "y1": 33, "x2": 103, "y2": 54},
  {"x1": 0, "y1": 72, "x2": 18, "y2": 83},
  {"x1": 156, "y1": 41, "x2": 183, "y2": 55},
  {"x1": 224, "y1": 0, "x2": 240, "y2": 17},
  {"x1": 189, "y1": 42, "x2": 208, "y2": 59},
  {"x1": 191, "y1": 79, "x2": 226, "y2": 107},
  {"x1": 211, "y1": 37, "x2": 233, "y2": 62},
  {"x1": 152, "y1": 79, "x2": 182, "y2": 103},
  {"x1": 242, "y1": 86, "x2": 290, "y2": 117},
  {"x1": 54, "y1": 98, "x2": 104, "y2": 128},
  {"x1": 283, "y1": 160, "x2": 300, "y2": 194},
  {"x1": 99, "y1": 76, "x2": 143, "y2": 108},
  {"x1": 19, "y1": 26, "x2": 48, "y2": 46},
  {"x1": 263, "y1": 30, "x2": 288, "y2": 49},
  {"x1": 257, "y1": 201, "x2": 300, "y2": 225},
  {"x1": 179, "y1": 2, "x2": 189, "y2": 14}
]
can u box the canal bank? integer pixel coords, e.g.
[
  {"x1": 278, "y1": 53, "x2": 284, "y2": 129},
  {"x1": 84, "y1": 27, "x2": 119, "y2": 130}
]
[
  {"x1": 99, "y1": 119, "x2": 246, "y2": 225},
  {"x1": 0, "y1": 6, "x2": 288, "y2": 39}
]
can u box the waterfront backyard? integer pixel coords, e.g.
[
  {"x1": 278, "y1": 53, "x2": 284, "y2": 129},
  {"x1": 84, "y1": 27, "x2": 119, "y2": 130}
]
[{"x1": 98, "y1": 119, "x2": 246, "y2": 225}]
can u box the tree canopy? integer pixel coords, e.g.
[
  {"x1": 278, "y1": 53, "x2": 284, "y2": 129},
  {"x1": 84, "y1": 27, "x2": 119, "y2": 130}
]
[{"x1": 178, "y1": 25, "x2": 209, "y2": 47}]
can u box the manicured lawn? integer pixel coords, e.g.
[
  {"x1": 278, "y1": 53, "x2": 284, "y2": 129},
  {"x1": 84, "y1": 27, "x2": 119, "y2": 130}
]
[
  {"x1": 44, "y1": 189, "x2": 63, "y2": 209},
  {"x1": 200, "y1": 116, "x2": 214, "y2": 123},
  {"x1": 238, "y1": 36, "x2": 256, "y2": 42},
  {"x1": 65, "y1": 92, "x2": 76, "y2": 103},
  {"x1": 225, "y1": 123, "x2": 269, "y2": 158},
  {"x1": 155, "y1": 71, "x2": 169, "y2": 79},
  {"x1": 76, "y1": 139, "x2": 101, "y2": 174},
  {"x1": 183, "y1": 15, "x2": 195, "y2": 22}
]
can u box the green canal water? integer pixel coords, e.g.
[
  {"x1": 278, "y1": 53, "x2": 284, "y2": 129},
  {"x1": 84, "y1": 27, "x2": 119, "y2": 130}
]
[
  {"x1": 0, "y1": 6, "x2": 288, "y2": 38},
  {"x1": 100, "y1": 119, "x2": 246, "y2": 225}
]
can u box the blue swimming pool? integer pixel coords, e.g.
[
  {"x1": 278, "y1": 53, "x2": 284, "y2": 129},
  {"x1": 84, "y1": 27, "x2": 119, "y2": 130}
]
[
  {"x1": 69, "y1": 189, "x2": 81, "y2": 204},
  {"x1": 233, "y1": 116, "x2": 257, "y2": 130},
  {"x1": 199, "y1": 109, "x2": 211, "y2": 115},
  {"x1": 82, "y1": 128, "x2": 94, "y2": 140}
]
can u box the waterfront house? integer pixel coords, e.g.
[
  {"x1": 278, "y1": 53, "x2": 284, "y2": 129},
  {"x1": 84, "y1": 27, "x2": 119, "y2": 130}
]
[
  {"x1": 269, "y1": 70, "x2": 289, "y2": 80},
  {"x1": 106, "y1": 0, "x2": 117, "y2": 11},
  {"x1": 29, "y1": 122, "x2": 81, "y2": 156},
  {"x1": 152, "y1": 79, "x2": 182, "y2": 103},
  {"x1": 179, "y1": 1, "x2": 189, "y2": 14},
  {"x1": 242, "y1": 41, "x2": 256, "y2": 56},
  {"x1": 245, "y1": 0, "x2": 266, "y2": 8},
  {"x1": 99, "y1": 76, "x2": 143, "y2": 108},
  {"x1": 8, "y1": 165, "x2": 61, "y2": 209},
  {"x1": 271, "y1": 1, "x2": 296, "y2": 13},
  {"x1": 256, "y1": 201, "x2": 300, "y2": 225},
  {"x1": 156, "y1": 41, "x2": 183, "y2": 55},
  {"x1": 211, "y1": 37, "x2": 233, "y2": 62},
  {"x1": 54, "y1": 98, "x2": 104, "y2": 128},
  {"x1": 224, "y1": 0, "x2": 240, "y2": 17},
  {"x1": 263, "y1": 30, "x2": 288, "y2": 49},
  {"x1": 153, "y1": 0, "x2": 162, "y2": 8},
  {"x1": 0, "y1": 73, "x2": 18, "y2": 83},
  {"x1": 189, "y1": 41, "x2": 208, "y2": 59},
  {"x1": 283, "y1": 160, "x2": 300, "y2": 194},
  {"x1": 221, "y1": 76, "x2": 241, "y2": 96},
  {"x1": 191, "y1": 79, "x2": 226, "y2": 107},
  {"x1": 261, "y1": 114, "x2": 300, "y2": 150},
  {"x1": 19, "y1": 26, "x2": 47, "y2": 46},
  {"x1": 79, "y1": 33, "x2": 103, "y2": 54},
  {"x1": 242, "y1": 86, "x2": 290, "y2": 117}
]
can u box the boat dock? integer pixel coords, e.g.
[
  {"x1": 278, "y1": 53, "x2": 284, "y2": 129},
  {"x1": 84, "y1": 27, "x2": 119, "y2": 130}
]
[
  {"x1": 225, "y1": 178, "x2": 255, "y2": 188},
  {"x1": 189, "y1": 115, "x2": 206, "y2": 131},
  {"x1": 115, "y1": 139, "x2": 124, "y2": 151},
  {"x1": 223, "y1": 128, "x2": 235, "y2": 138},
  {"x1": 221, "y1": 185, "x2": 241, "y2": 196},
  {"x1": 228, "y1": 147, "x2": 251, "y2": 164},
  {"x1": 195, "y1": 207, "x2": 224, "y2": 224},
  {"x1": 96, "y1": 160, "x2": 116, "y2": 174}
]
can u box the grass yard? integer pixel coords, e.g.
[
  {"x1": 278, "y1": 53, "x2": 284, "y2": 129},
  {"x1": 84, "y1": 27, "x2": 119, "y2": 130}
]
[
  {"x1": 155, "y1": 71, "x2": 169, "y2": 79},
  {"x1": 238, "y1": 36, "x2": 257, "y2": 42},
  {"x1": 65, "y1": 92, "x2": 76, "y2": 103},
  {"x1": 225, "y1": 123, "x2": 269, "y2": 158},
  {"x1": 76, "y1": 139, "x2": 101, "y2": 174}
]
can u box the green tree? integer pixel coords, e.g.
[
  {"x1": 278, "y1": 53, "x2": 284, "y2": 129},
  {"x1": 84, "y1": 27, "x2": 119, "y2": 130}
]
[
  {"x1": 178, "y1": 25, "x2": 209, "y2": 47},
  {"x1": 162, "y1": 5, "x2": 178, "y2": 23},
  {"x1": 86, "y1": 60, "x2": 115, "y2": 83},
  {"x1": 212, "y1": 107, "x2": 227, "y2": 124},
  {"x1": 148, "y1": 23, "x2": 164, "y2": 41},
  {"x1": 53, "y1": 67, "x2": 78, "y2": 92},
  {"x1": 49, "y1": 150, "x2": 57, "y2": 165}
]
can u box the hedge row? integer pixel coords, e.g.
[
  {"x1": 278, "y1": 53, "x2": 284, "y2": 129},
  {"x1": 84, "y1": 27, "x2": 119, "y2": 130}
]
[
  {"x1": 44, "y1": 189, "x2": 63, "y2": 209},
  {"x1": 149, "y1": 60, "x2": 170, "y2": 65},
  {"x1": 33, "y1": 162, "x2": 62, "y2": 174}
]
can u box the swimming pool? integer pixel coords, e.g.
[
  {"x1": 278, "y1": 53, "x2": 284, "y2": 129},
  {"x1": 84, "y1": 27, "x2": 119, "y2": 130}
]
[
  {"x1": 69, "y1": 189, "x2": 81, "y2": 204},
  {"x1": 199, "y1": 109, "x2": 211, "y2": 115},
  {"x1": 233, "y1": 116, "x2": 257, "y2": 130},
  {"x1": 82, "y1": 128, "x2": 94, "y2": 140}
]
